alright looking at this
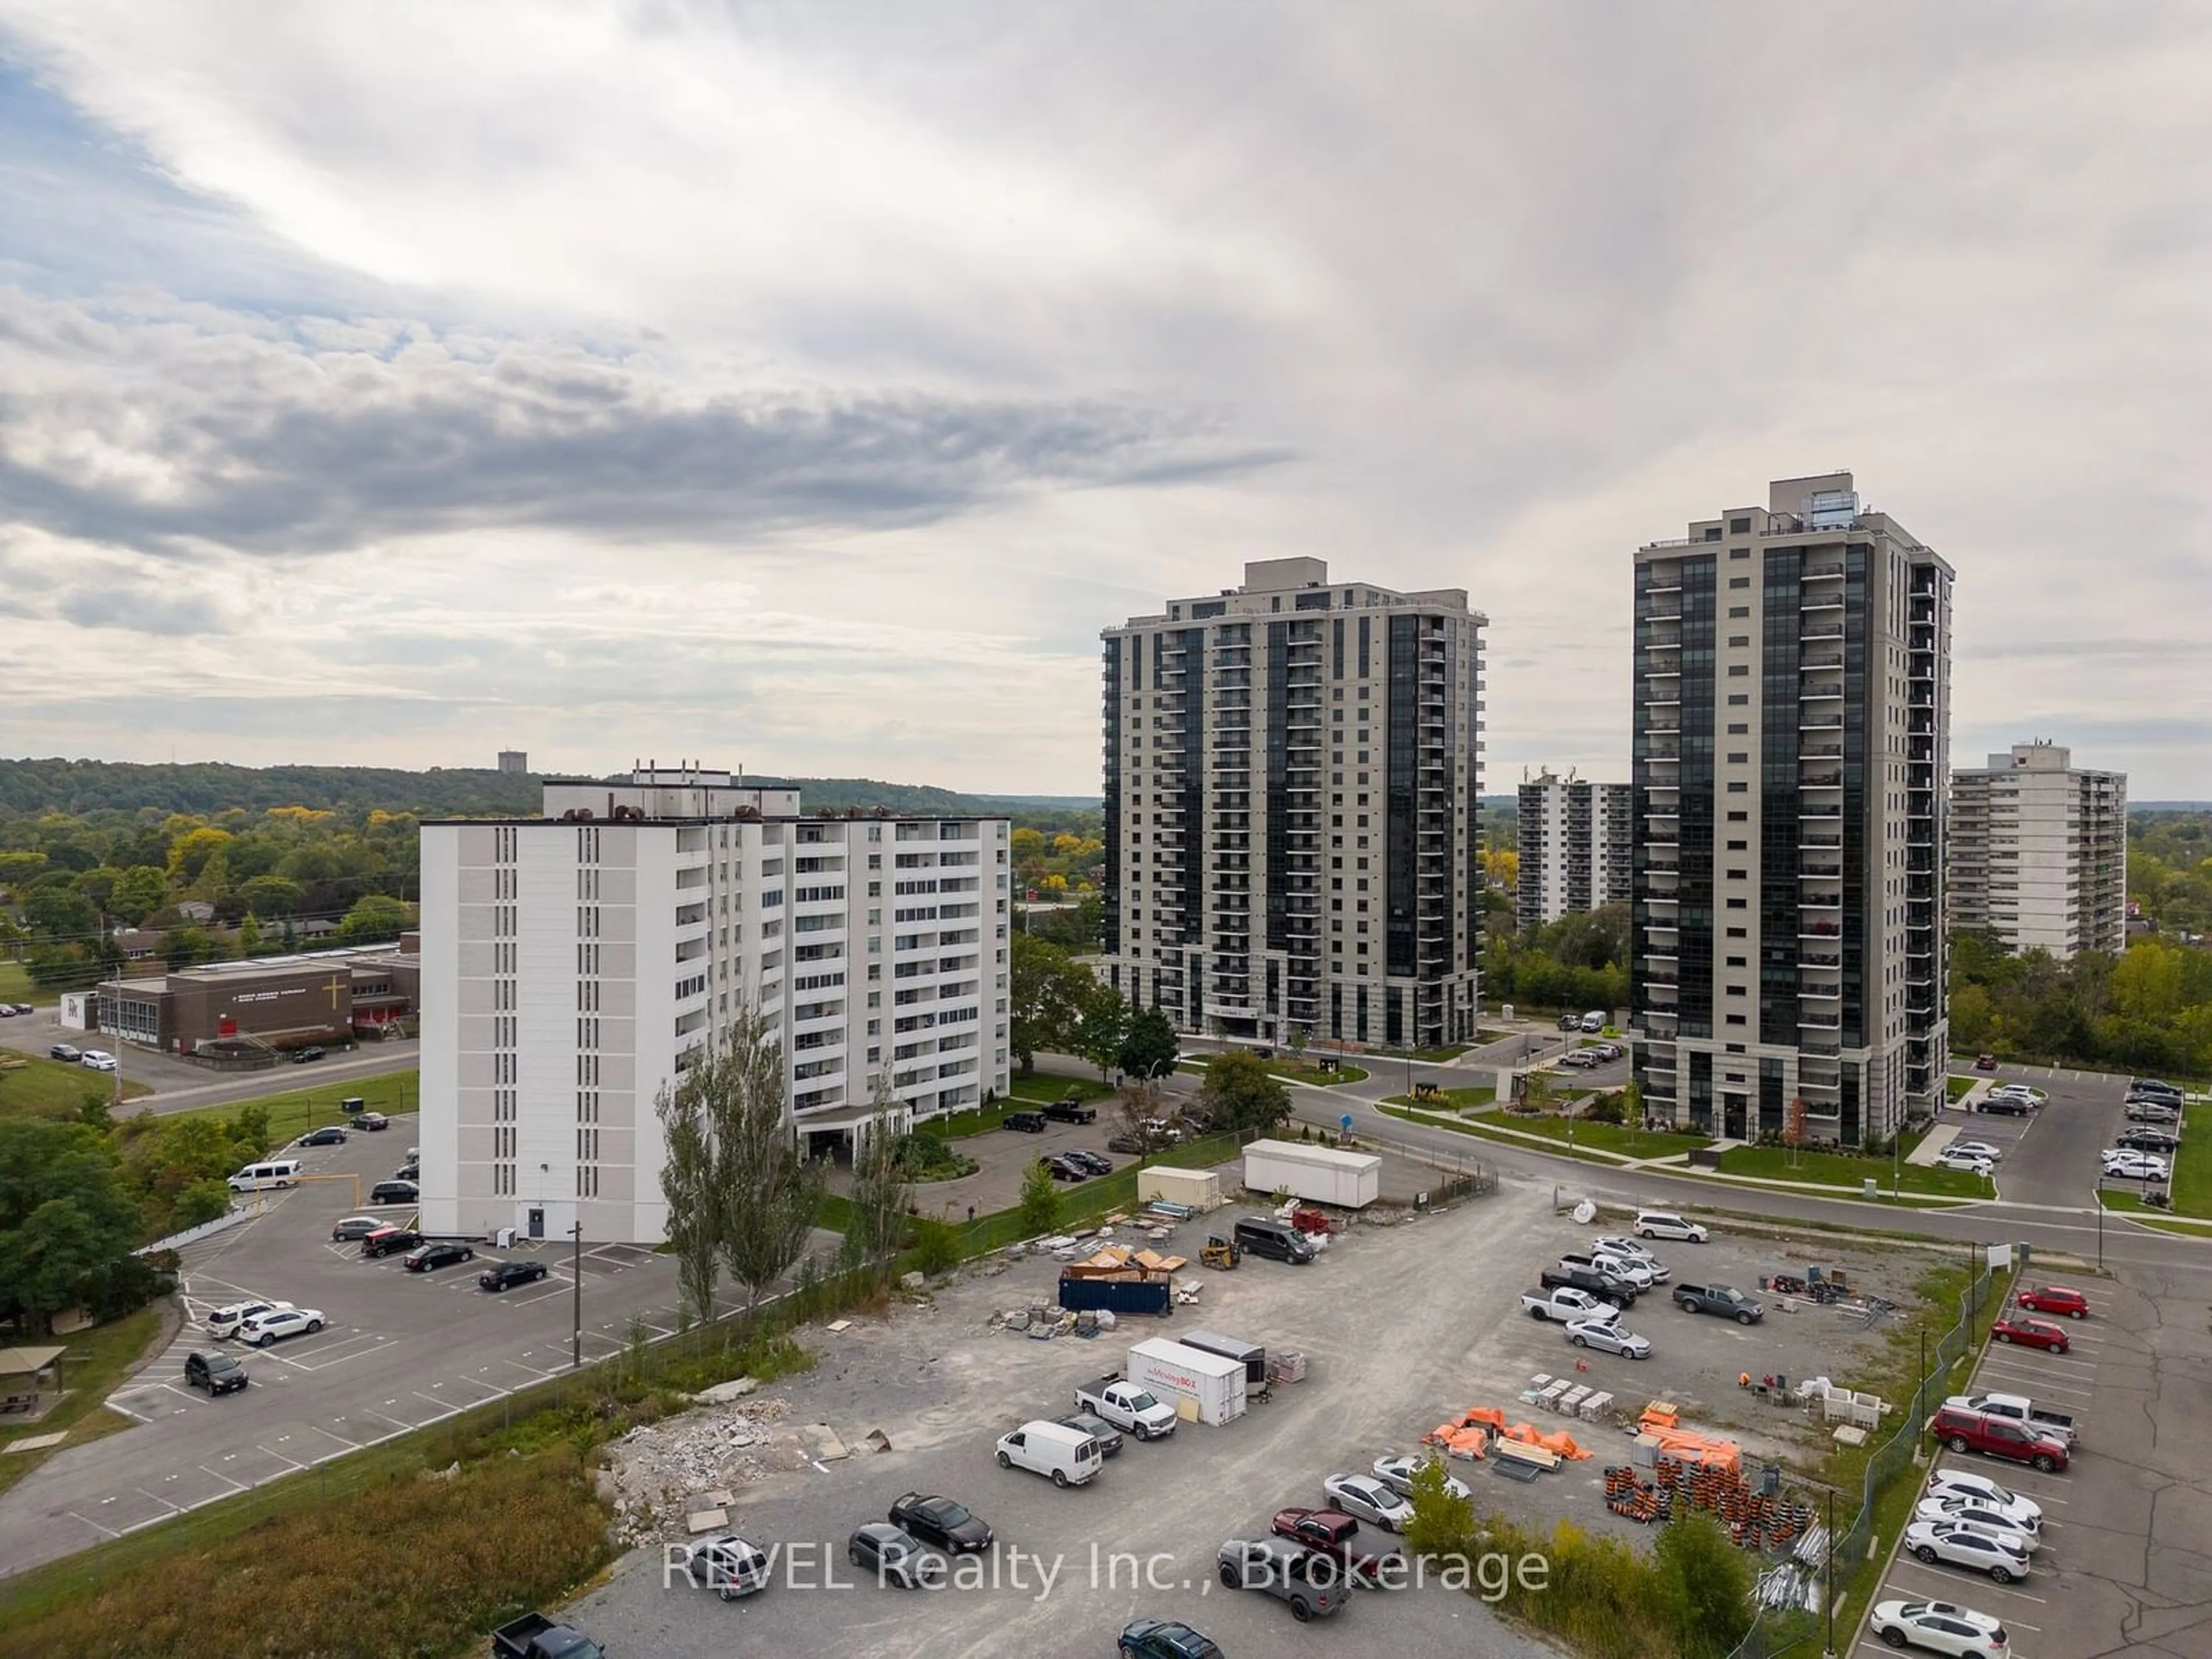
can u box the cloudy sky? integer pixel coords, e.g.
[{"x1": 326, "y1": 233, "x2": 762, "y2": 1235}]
[{"x1": 2, "y1": 2, "x2": 2207, "y2": 798}]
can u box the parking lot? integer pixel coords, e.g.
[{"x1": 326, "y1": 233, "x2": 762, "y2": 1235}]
[
  {"x1": 566, "y1": 1171, "x2": 1964, "y2": 1659},
  {"x1": 1940, "y1": 1062, "x2": 2181, "y2": 1210},
  {"x1": 1851, "y1": 1266, "x2": 2181, "y2": 1659},
  {"x1": 0, "y1": 1114, "x2": 711, "y2": 1576}
]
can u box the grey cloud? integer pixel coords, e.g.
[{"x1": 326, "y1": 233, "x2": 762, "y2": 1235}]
[
  {"x1": 55, "y1": 584, "x2": 228, "y2": 635},
  {"x1": 0, "y1": 290, "x2": 1283, "y2": 558}
]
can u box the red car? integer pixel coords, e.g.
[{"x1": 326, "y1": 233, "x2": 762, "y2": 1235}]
[
  {"x1": 1990, "y1": 1315, "x2": 2070, "y2": 1354},
  {"x1": 1270, "y1": 1508, "x2": 1402, "y2": 1586},
  {"x1": 1974, "y1": 1053, "x2": 1998, "y2": 1071},
  {"x1": 2016, "y1": 1285, "x2": 2090, "y2": 1320}
]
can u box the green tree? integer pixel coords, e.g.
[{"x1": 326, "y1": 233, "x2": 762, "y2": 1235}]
[
  {"x1": 711, "y1": 1006, "x2": 827, "y2": 1310},
  {"x1": 171, "y1": 1178, "x2": 234, "y2": 1231},
  {"x1": 1287, "y1": 1023, "x2": 1310, "y2": 1063},
  {"x1": 654, "y1": 1046, "x2": 723, "y2": 1332},
  {"x1": 337, "y1": 893, "x2": 414, "y2": 944},
  {"x1": 1118, "y1": 1007, "x2": 1180, "y2": 1080},
  {"x1": 1653, "y1": 1512, "x2": 1754, "y2": 1658},
  {"x1": 1199, "y1": 1050, "x2": 1293, "y2": 1135},
  {"x1": 839, "y1": 1073, "x2": 914, "y2": 1271},
  {"x1": 24, "y1": 884, "x2": 99, "y2": 942},
  {"x1": 0, "y1": 1119, "x2": 142, "y2": 1335},
  {"x1": 236, "y1": 874, "x2": 304, "y2": 919},
  {"x1": 1009, "y1": 931, "x2": 1089, "y2": 1073},
  {"x1": 1017, "y1": 1158, "x2": 1062, "y2": 1237},
  {"x1": 108, "y1": 864, "x2": 170, "y2": 925},
  {"x1": 1071, "y1": 982, "x2": 1133, "y2": 1080},
  {"x1": 160, "y1": 925, "x2": 221, "y2": 968},
  {"x1": 1400, "y1": 1452, "x2": 1479, "y2": 1564}
]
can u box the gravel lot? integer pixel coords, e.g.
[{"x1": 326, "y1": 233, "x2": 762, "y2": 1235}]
[{"x1": 570, "y1": 1177, "x2": 1961, "y2": 1658}]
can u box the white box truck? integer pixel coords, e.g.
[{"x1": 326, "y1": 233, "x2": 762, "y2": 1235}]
[
  {"x1": 1241, "y1": 1139, "x2": 1381, "y2": 1209},
  {"x1": 1127, "y1": 1336, "x2": 1247, "y2": 1426}
]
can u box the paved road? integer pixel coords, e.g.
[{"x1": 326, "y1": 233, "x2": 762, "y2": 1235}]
[
  {"x1": 0, "y1": 1115, "x2": 698, "y2": 1580},
  {"x1": 0, "y1": 1002, "x2": 418, "y2": 1118}
]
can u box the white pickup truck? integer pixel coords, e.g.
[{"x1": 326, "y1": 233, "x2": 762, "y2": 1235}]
[
  {"x1": 1520, "y1": 1287, "x2": 1621, "y2": 1324},
  {"x1": 1074, "y1": 1374, "x2": 1179, "y2": 1441},
  {"x1": 1944, "y1": 1391, "x2": 2077, "y2": 1447}
]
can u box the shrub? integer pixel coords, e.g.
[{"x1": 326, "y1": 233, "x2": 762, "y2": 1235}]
[
  {"x1": 1017, "y1": 1160, "x2": 1062, "y2": 1236},
  {"x1": 1653, "y1": 1512, "x2": 1755, "y2": 1658},
  {"x1": 910, "y1": 1218, "x2": 962, "y2": 1274}
]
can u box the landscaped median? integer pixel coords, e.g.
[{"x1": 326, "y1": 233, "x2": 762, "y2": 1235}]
[
  {"x1": 1376, "y1": 1094, "x2": 1683, "y2": 1165},
  {"x1": 1178, "y1": 1052, "x2": 1370, "y2": 1085},
  {"x1": 1712, "y1": 1143, "x2": 1993, "y2": 1201}
]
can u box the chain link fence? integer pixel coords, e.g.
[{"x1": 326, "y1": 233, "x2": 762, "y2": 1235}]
[{"x1": 1726, "y1": 1264, "x2": 1998, "y2": 1659}]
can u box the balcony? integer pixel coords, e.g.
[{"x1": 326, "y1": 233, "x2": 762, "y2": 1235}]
[{"x1": 1801, "y1": 625, "x2": 1844, "y2": 642}]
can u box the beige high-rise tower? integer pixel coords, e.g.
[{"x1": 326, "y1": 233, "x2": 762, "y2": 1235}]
[
  {"x1": 1950, "y1": 741, "x2": 2126, "y2": 959},
  {"x1": 1630, "y1": 474, "x2": 1953, "y2": 1147},
  {"x1": 1100, "y1": 559, "x2": 1487, "y2": 1051}
]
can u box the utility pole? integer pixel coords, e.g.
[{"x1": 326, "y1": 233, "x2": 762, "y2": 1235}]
[
  {"x1": 571, "y1": 1220, "x2": 584, "y2": 1369},
  {"x1": 2096, "y1": 1177, "x2": 2104, "y2": 1270},
  {"x1": 1821, "y1": 1482, "x2": 1836, "y2": 1659}
]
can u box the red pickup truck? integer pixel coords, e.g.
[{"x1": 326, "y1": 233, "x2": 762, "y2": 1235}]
[{"x1": 1926, "y1": 1405, "x2": 2069, "y2": 1474}]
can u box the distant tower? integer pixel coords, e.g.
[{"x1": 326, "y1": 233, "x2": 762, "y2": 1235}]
[{"x1": 497, "y1": 751, "x2": 529, "y2": 775}]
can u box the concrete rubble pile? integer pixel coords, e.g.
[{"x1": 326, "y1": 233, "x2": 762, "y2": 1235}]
[{"x1": 604, "y1": 1394, "x2": 806, "y2": 1543}]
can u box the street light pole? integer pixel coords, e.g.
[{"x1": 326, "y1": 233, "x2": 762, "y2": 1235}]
[{"x1": 571, "y1": 1221, "x2": 584, "y2": 1369}]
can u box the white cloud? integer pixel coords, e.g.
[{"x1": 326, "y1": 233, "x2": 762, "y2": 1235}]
[{"x1": 0, "y1": 2, "x2": 2209, "y2": 794}]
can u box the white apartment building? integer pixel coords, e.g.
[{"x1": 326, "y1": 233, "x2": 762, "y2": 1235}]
[
  {"x1": 420, "y1": 767, "x2": 1012, "y2": 1244},
  {"x1": 1630, "y1": 474, "x2": 1953, "y2": 1149},
  {"x1": 1100, "y1": 558, "x2": 1487, "y2": 1052},
  {"x1": 1950, "y1": 741, "x2": 2126, "y2": 959},
  {"x1": 1517, "y1": 770, "x2": 1633, "y2": 928}
]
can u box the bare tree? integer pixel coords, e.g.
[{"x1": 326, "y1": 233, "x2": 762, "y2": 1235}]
[
  {"x1": 839, "y1": 1070, "x2": 912, "y2": 1272},
  {"x1": 654, "y1": 1056, "x2": 721, "y2": 1332},
  {"x1": 712, "y1": 1004, "x2": 828, "y2": 1310}
]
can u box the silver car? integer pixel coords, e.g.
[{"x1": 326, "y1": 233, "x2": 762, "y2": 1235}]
[
  {"x1": 1215, "y1": 1538, "x2": 1349, "y2": 1622},
  {"x1": 1321, "y1": 1473, "x2": 1415, "y2": 1532},
  {"x1": 1565, "y1": 1317, "x2": 1652, "y2": 1359},
  {"x1": 1371, "y1": 1453, "x2": 1471, "y2": 1503}
]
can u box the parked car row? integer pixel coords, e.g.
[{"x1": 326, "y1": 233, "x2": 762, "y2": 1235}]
[
  {"x1": 204, "y1": 1298, "x2": 327, "y2": 1348},
  {"x1": 46, "y1": 1043, "x2": 116, "y2": 1070}
]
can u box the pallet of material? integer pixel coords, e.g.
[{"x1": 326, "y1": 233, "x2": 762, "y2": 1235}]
[
  {"x1": 1578, "y1": 1390, "x2": 1613, "y2": 1422},
  {"x1": 1494, "y1": 1438, "x2": 1560, "y2": 1473}
]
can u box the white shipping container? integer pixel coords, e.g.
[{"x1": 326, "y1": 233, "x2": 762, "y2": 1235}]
[
  {"x1": 1137, "y1": 1166, "x2": 1222, "y2": 1210},
  {"x1": 1241, "y1": 1139, "x2": 1381, "y2": 1209},
  {"x1": 1127, "y1": 1336, "x2": 1248, "y2": 1425}
]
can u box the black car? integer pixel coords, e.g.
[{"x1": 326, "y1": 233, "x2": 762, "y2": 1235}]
[
  {"x1": 48, "y1": 1043, "x2": 81, "y2": 1063},
  {"x1": 1063, "y1": 1150, "x2": 1113, "y2": 1177},
  {"x1": 184, "y1": 1350, "x2": 249, "y2": 1395},
  {"x1": 362, "y1": 1227, "x2": 423, "y2": 1257},
  {"x1": 847, "y1": 1523, "x2": 937, "y2": 1588},
  {"x1": 369, "y1": 1180, "x2": 419, "y2": 1205},
  {"x1": 1044, "y1": 1097, "x2": 1098, "y2": 1124},
  {"x1": 1978, "y1": 1094, "x2": 2033, "y2": 1117},
  {"x1": 1120, "y1": 1619, "x2": 1225, "y2": 1659},
  {"x1": 393, "y1": 1163, "x2": 421, "y2": 1184},
  {"x1": 1106, "y1": 1132, "x2": 1147, "y2": 1155},
  {"x1": 297, "y1": 1126, "x2": 348, "y2": 1147},
  {"x1": 1058, "y1": 1411, "x2": 1124, "y2": 1456},
  {"x1": 1002, "y1": 1111, "x2": 1048, "y2": 1134},
  {"x1": 480, "y1": 1259, "x2": 551, "y2": 1292},
  {"x1": 404, "y1": 1241, "x2": 475, "y2": 1273},
  {"x1": 292, "y1": 1046, "x2": 327, "y2": 1064},
  {"x1": 2118, "y1": 1127, "x2": 2182, "y2": 1154},
  {"x1": 888, "y1": 1493, "x2": 993, "y2": 1554},
  {"x1": 1038, "y1": 1154, "x2": 1089, "y2": 1183},
  {"x1": 358, "y1": 1112, "x2": 390, "y2": 1131}
]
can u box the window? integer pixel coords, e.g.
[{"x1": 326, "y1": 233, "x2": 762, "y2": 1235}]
[
  {"x1": 1726, "y1": 693, "x2": 1748, "y2": 705},
  {"x1": 1727, "y1": 752, "x2": 1747, "y2": 764},
  {"x1": 1726, "y1": 955, "x2": 1746, "y2": 967},
  {"x1": 1726, "y1": 810, "x2": 1747, "y2": 821},
  {"x1": 1729, "y1": 517, "x2": 1751, "y2": 534},
  {"x1": 1726, "y1": 781, "x2": 1747, "y2": 793},
  {"x1": 1726, "y1": 839, "x2": 1747, "y2": 851},
  {"x1": 1726, "y1": 722, "x2": 1747, "y2": 734},
  {"x1": 1725, "y1": 897, "x2": 1747, "y2": 909},
  {"x1": 1728, "y1": 574, "x2": 1749, "y2": 588},
  {"x1": 1725, "y1": 926, "x2": 1747, "y2": 938},
  {"x1": 1728, "y1": 635, "x2": 1748, "y2": 647},
  {"x1": 1726, "y1": 665, "x2": 1748, "y2": 677}
]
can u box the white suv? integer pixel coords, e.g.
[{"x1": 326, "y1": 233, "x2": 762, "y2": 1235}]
[
  {"x1": 1634, "y1": 1211, "x2": 1708, "y2": 1243},
  {"x1": 207, "y1": 1300, "x2": 293, "y2": 1340},
  {"x1": 1869, "y1": 1599, "x2": 2010, "y2": 1659},
  {"x1": 1592, "y1": 1238, "x2": 1668, "y2": 1280},
  {"x1": 238, "y1": 1307, "x2": 326, "y2": 1347}
]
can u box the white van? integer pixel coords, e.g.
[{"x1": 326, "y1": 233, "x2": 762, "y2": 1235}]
[
  {"x1": 1580, "y1": 1010, "x2": 1608, "y2": 1033},
  {"x1": 995, "y1": 1419, "x2": 1103, "y2": 1488},
  {"x1": 228, "y1": 1158, "x2": 304, "y2": 1193}
]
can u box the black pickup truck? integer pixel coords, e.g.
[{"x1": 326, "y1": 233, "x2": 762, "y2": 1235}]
[
  {"x1": 1538, "y1": 1263, "x2": 1638, "y2": 1309},
  {"x1": 1044, "y1": 1096, "x2": 1098, "y2": 1124},
  {"x1": 490, "y1": 1613, "x2": 607, "y2": 1659}
]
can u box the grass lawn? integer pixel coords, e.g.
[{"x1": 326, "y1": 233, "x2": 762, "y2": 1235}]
[
  {"x1": 1376, "y1": 1099, "x2": 1644, "y2": 1164},
  {"x1": 155, "y1": 1069, "x2": 422, "y2": 1150},
  {"x1": 0, "y1": 1308, "x2": 166, "y2": 1499},
  {"x1": 1386, "y1": 1084, "x2": 1495, "y2": 1112},
  {"x1": 0, "y1": 1054, "x2": 153, "y2": 1119},
  {"x1": 1823, "y1": 1259, "x2": 2016, "y2": 1646},
  {"x1": 922, "y1": 1075, "x2": 1115, "y2": 1139},
  {"x1": 1468, "y1": 1109, "x2": 1709, "y2": 1162},
  {"x1": 2171, "y1": 1118, "x2": 2211, "y2": 1218},
  {"x1": 1946, "y1": 1075, "x2": 1977, "y2": 1102},
  {"x1": 1717, "y1": 1143, "x2": 1993, "y2": 1199},
  {"x1": 1181, "y1": 1054, "x2": 1370, "y2": 1086},
  {"x1": 0, "y1": 959, "x2": 51, "y2": 1005}
]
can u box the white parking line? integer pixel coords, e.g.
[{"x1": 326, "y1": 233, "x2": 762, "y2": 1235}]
[
  {"x1": 65, "y1": 1510, "x2": 119, "y2": 1539},
  {"x1": 1974, "y1": 1370, "x2": 2097, "y2": 1400},
  {"x1": 196, "y1": 1464, "x2": 248, "y2": 1493},
  {"x1": 255, "y1": 1442, "x2": 306, "y2": 1472},
  {"x1": 1889, "y1": 1562, "x2": 2048, "y2": 1604}
]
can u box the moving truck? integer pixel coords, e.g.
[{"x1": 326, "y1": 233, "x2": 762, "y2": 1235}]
[{"x1": 1127, "y1": 1336, "x2": 1248, "y2": 1425}]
